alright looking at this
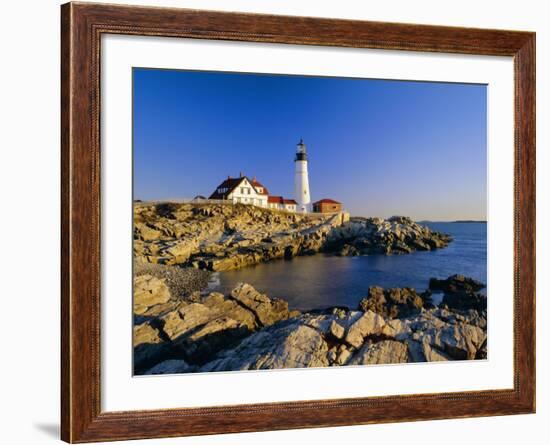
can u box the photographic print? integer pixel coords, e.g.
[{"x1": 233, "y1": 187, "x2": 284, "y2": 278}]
[{"x1": 132, "y1": 68, "x2": 487, "y2": 376}]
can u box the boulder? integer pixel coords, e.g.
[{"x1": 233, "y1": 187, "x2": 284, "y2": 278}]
[
  {"x1": 358, "y1": 286, "x2": 427, "y2": 319},
  {"x1": 429, "y1": 274, "x2": 485, "y2": 294},
  {"x1": 176, "y1": 316, "x2": 251, "y2": 364},
  {"x1": 434, "y1": 323, "x2": 487, "y2": 360},
  {"x1": 201, "y1": 320, "x2": 330, "y2": 371},
  {"x1": 202, "y1": 292, "x2": 258, "y2": 330},
  {"x1": 336, "y1": 345, "x2": 353, "y2": 365},
  {"x1": 134, "y1": 222, "x2": 162, "y2": 241},
  {"x1": 328, "y1": 320, "x2": 345, "y2": 340},
  {"x1": 345, "y1": 310, "x2": 386, "y2": 348},
  {"x1": 133, "y1": 274, "x2": 171, "y2": 315},
  {"x1": 230, "y1": 283, "x2": 291, "y2": 327},
  {"x1": 134, "y1": 322, "x2": 163, "y2": 347},
  {"x1": 163, "y1": 239, "x2": 198, "y2": 262},
  {"x1": 336, "y1": 244, "x2": 359, "y2": 256},
  {"x1": 348, "y1": 340, "x2": 409, "y2": 365},
  {"x1": 441, "y1": 291, "x2": 487, "y2": 312},
  {"x1": 160, "y1": 303, "x2": 214, "y2": 340},
  {"x1": 326, "y1": 216, "x2": 451, "y2": 256}
]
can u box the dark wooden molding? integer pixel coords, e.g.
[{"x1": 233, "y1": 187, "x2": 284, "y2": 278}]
[{"x1": 61, "y1": 2, "x2": 536, "y2": 442}]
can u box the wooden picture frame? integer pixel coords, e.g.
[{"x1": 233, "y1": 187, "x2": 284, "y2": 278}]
[{"x1": 61, "y1": 2, "x2": 535, "y2": 442}]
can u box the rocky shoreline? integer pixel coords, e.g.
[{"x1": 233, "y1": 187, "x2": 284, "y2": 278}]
[
  {"x1": 134, "y1": 274, "x2": 487, "y2": 375},
  {"x1": 134, "y1": 203, "x2": 452, "y2": 271},
  {"x1": 132, "y1": 202, "x2": 474, "y2": 375}
]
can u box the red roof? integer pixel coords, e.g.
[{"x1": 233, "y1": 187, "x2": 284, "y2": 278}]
[
  {"x1": 268, "y1": 196, "x2": 297, "y2": 205},
  {"x1": 313, "y1": 198, "x2": 341, "y2": 205},
  {"x1": 268, "y1": 195, "x2": 282, "y2": 204},
  {"x1": 250, "y1": 178, "x2": 269, "y2": 195}
]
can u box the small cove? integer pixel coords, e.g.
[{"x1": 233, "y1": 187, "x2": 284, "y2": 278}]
[{"x1": 209, "y1": 222, "x2": 487, "y2": 311}]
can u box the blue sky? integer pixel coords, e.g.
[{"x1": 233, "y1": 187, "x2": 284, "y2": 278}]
[{"x1": 133, "y1": 68, "x2": 487, "y2": 221}]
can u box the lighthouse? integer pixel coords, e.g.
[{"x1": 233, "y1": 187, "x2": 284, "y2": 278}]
[{"x1": 294, "y1": 139, "x2": 311, "y2": 213}]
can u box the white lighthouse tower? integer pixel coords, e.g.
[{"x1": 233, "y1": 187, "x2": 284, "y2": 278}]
[{"x1": 294, "y1": 139, "x2": 311, "y2": 213}]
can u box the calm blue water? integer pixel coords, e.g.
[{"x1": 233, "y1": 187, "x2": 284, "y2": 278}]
[{"x1": 211, "y1": 222, "x2": 487, "y2": 311}]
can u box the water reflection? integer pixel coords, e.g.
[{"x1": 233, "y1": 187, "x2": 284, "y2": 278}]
[{"x1": 211, "y1": 223, "x2": 487, "y2": 311}]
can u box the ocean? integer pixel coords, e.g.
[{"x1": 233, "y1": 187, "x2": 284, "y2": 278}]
[{"x1": 210, "y1": 222, "x2": 487, "y2": 312}]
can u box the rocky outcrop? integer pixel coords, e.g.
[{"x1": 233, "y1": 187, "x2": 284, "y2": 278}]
[
  {"x1": 134, "y1": 203, "x2": 451, "y2": 272},
  {"x1": 348, "y1": 340, "x2": 409, "y2": 365},
  {"x1": 133, "y1": 274, "x2": 171, "y2": 315},
  {"x1": 357, "y1": 286, "x2": 433, "y2": 319},
  {"x1": 327, "y1": 216, "x2": 452, "y2": 256},
  {"x1": 134, "y1": 279, "x2": 487, "y2": 375},
  {"x1": 430, "y1": 274, "x2": 487, "y2": 313},
  {"x1": 429, "y1": 274, "x2": 485, "y2": 294},
  {"x1": 201, "y1": 321, "x2": 330, "y2": 371},
  {"x1": 196, "y1": 304, "x2": 486, "y2": 373},
  {"x1": 133, "y1": 281, "x2": 294, "y2": 374},
  {"x1": 134, "y1": 202, "x2": 344, "y2": 271}
]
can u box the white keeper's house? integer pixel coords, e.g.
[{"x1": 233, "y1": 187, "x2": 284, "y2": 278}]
[
  {"x1": 209, "y1": 174, "x2": 297, "y2": 212},
  {"x1": 207, "y1": 140, "x2": 341, "y2": 214}
]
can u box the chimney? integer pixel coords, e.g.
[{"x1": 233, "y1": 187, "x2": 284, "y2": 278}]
[
  {"x1": 253, "y1": 176, "x2": 257, "y2": 181},
  {"x1": 239, "y1": 171, "x2": 243, "y2": 178},
  {"x1": 227, "y1": 175, "x2": 231, "y2": 180}
]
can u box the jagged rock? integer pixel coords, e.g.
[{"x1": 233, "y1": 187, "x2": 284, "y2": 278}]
[
  {"x1": 134, "y1": 202, "x2": 345, "y2": 270},
  {"x1": 132, "y1": 281, "x2": 487, "y2": 374},
  {"x1": 429, "y1": 274, "x2": 485, "y2": 294},
  {"x1": 134, "y1": 203, "x2": 450, "y2": 271},
  {"x1": 134, "y1": 322, "x2": 163, "y2": 347},
  {"x1": 133, "y1": 283, "x2": 297, "y2": 370},
  {"x1": 202, "y1": 292, "x2": 258, "y2": 330},
  {"x1": 348, "y1": 340, "x2": 409, "y2": 365},
  {"x1": 406, "y1": 338, "x2": 451, "y2": 362},
  {"x1": 429, "y1": 275, "x2": 487, "y2": 313},
  {"x1": 200, "y1": 320, "x2": 330, "y2": 371},
  {"x1": 336, "y1": 345, "x2": 352, "y2": 365},
  {"x1": 134, "y1": 222, "x2": 162, "y2": 241},
  {"x1": 345, "y1": 310, "x2": 386, "y2": 348},
  {"x1": 358, "y1": 286, "x2": 428, "y2": 319},
  {"x1": 230, "y1": 283, "x2": 291, "y2": 327},
  {"x1": 336, "y1": 244, "x2": 359, "y2": 256},
  {"x1": 178, "y1": 316, "x2": 251, "y2": 363},
  {"x1": 133, "y1": 322, "x2": 172, "y2": 373},
  {"x1": 327, "y1": 216, "x2": 451, "y2": 256},
  {"x1": 160, "y1": 303, "x2": 213, "y2": 340},
  {"x1": 134, "y1": 274, "x2": 171, "y2": 315},
  {"x1": 381, "y1": 318, "x2": 411, "y2": 339},
  {"x1": 163, "y1": 239, "x2": 198, "y2": 263},
  {"x1": 388, "y1": 216, "x2": 413, "y2": 225},
  {"x1": 328, "y1": 320, "x2": 345, "y2": 340},
  {"x1": 441, "y1": 291, "x2": 487, "y2": 312},
  {"x1": 435, "y1": 323, "x2": 486, "y2": 360},
  {"x1": 476, "y1": 339, "x2": 488, "y2": 359}
]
